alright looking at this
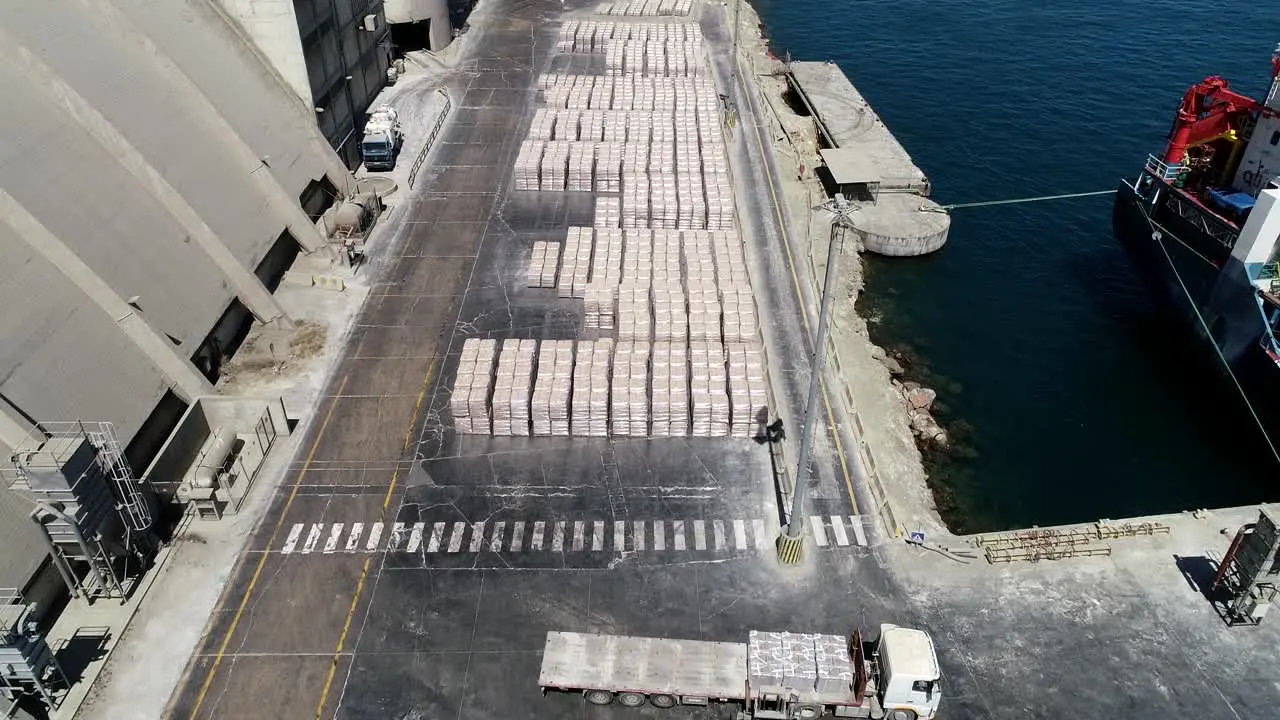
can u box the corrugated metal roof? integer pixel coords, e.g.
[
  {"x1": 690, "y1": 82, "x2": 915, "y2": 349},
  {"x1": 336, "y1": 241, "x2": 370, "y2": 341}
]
[
  {"x1": 115, "y1": 0, "x2": 336, "y2": 197},
  {"x1": 0, "y1": 480, "x2": 51, "y2": 591},
  {"x1": 2, "y1": 9, "x2": 293, "y2": 269},
  {"x1": 0, "y1": 228, "x2": 170, "y2": 441},
  {"x1": 0, "y1": 229, "x2": 170, "y2": 590},
  {"x1": 0, "y1": 65, "x2": 232, "y2": 349},
  {"x1": 0, "y1": 0, "x2": 350, "y2": 592}
]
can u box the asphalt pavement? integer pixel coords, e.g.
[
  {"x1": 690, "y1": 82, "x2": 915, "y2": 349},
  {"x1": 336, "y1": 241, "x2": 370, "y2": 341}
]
[{"x1": 163, "y1": 2, "x2": 876, "y2": 719}]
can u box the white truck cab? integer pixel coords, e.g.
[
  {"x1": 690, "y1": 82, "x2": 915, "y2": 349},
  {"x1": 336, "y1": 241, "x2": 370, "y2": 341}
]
[{"x1": 875, "y1": 624, "x2": 942, "y2": 720}]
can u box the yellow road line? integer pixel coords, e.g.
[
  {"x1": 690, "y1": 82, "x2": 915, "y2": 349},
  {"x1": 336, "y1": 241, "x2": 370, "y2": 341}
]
[
  {"x1": 313, "y1": 357, "x2": 438, "y2": 719},
  {"x1": 186, "y1": 374, "x2": 350, "y2": 720},
  {"x1": 737, "y1": 56, "x2": 859, "y2": 516}
]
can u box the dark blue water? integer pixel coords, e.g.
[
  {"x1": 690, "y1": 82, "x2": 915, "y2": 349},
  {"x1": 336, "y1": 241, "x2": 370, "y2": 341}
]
[{"x1": 752, "y1": 0, "x2": 1280, "y2": 531}]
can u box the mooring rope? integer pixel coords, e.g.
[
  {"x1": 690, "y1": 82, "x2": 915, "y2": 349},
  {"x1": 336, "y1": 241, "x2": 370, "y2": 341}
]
[
  {"x1": 1137, "y1": 193, "x2": 1280, "y2": 466},
  {"x1": 940, "y1": 189, "x2": 1117, "y2": 210}
]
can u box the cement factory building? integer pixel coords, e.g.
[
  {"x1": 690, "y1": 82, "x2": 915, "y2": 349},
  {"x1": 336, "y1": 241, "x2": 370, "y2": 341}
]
[{"x1": 0, "y1": 0, "x2": 405, "y2": 602}]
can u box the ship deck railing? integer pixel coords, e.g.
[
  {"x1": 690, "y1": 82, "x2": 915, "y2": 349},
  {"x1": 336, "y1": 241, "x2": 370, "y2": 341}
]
[{"x1": 1144, "y1": 154, "x2": 1189, "y2": 182}]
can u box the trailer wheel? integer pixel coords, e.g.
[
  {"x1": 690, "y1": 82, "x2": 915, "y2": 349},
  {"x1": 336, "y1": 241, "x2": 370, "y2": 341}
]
[
  {"x1": 886, "y1": 710, "x2": 918, "y2": 720},
  {"x1": 649, "y1": 694, "x2": 677, "y2": 708},
  {"x1": 584, "y1": 690, "x2": 614, "y2": 706},
  {"x1": 616, "y1": 692, "x2": 646, "y2": 707},
  {"x1": 791, "y1": 704, "x2": 823, "y2": 719}
]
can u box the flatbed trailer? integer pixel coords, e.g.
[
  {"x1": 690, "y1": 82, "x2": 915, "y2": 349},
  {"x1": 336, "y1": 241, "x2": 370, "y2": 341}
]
[
  {"x1": 538, "y1": 625, "x2": 942, "y2": 720},
  {"x1": 539, "y1": 632, "x2": 748, "y2": 707}
]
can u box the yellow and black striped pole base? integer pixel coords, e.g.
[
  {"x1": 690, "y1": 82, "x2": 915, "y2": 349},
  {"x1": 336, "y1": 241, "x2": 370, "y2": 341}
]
[{"x1": 776, "y1": 532, "x2": 804, "y2": 565}]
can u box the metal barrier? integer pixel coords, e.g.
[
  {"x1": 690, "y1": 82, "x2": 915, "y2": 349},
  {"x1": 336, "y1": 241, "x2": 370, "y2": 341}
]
[
  {"x1": 408, "y1": 87, "x2": 452, "y2": 189},
  {"x1": 1143, "y1": 154, "x2": 1187, "y2": 182},
  {"x1": 974, "y1": 520, "x2": 1170, "y2": 564}
]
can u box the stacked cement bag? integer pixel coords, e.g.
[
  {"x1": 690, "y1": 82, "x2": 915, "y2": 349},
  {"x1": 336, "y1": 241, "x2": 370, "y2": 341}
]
[
  {"x1": 527, "y1": 241, "x2": 560, "y2": 288},
  {"x1": 568, "y1": 142, "x2": 595, "y2": 191},
  {"x1": 579, "y1": 111, "x2": 605, "y2": 142},
  {"x1": 626, "y1": 113, "x2": 651, "y2": 145},
  {"x1": 722, "y1": 288, "x2": 759, "y2": 343},
  {"x1": 605, "y1": 41, "x2": 625, "y2": 76},
  {"x1": 687, "y1": 279, "x2": 720, "y2": 342},
  {"x1": 711, "y1": 230, "x2": 750, "y2": 287},
  {"x1": 651, "y1": 340, "x2": 689, "y2": 435},
  {"x1": 583, "y1": 283, "x2": 617, "y2": 331},
  {"x1": 567, "y1": 76, "x2": 594, "y2": 109},
  {"x1": 616, "y1": 283, "x2": 650, "y2": 341},
  {"x1": 611, "y1": 341, "x2": 649, "y2": 436},
  {"x1": 572, "y1": 340, "x2": 612, "y2": 436},
  {"x1": 652, "y1": 230, "x2": 682, "y2": 284},
  {"x1": 591, "y1": 228, "x2": 624, "y2": 284},
  {"x1": 595, "y1": 142, "x2": 623, "y2": 192},
  {"x1": 553, "y1": 110, "x2": 579, "y2": 140},
  {"x1": 727, "y1": 342, "x2": 768, "y2": 438},
  {"x1": 690, "y1": 340, "x2": 729, "y2": 437},
  {"x1": 652, "y1": 281, "x2": 686, "y2": 342},
  {"x1": 532, "y1": 340, "x2": 573, "y2": 436},
  {"x1": 556, "y1": 22, "x2": 578, "y2": 53},
  {"x1": 621, "y1": 229, "x2": 653, "y2": 285},
  {"x1": 612, "y1": 77, "x2": 636, "y2": 112},
  {"x1": 514, "y1": 141, "x2": 544, "y2": 191},
  {"x1": 559, "y1": 227, "x2": 593, "y2": 298},
  {"x1": 492, "y1": 340, "x2": 535, "y2": 436},
  {"x1": 677, "y1": 174, "x2": 705, "y2": 229},
  {"x1": 622, "y1": 137, "x2": 648, "y2": 176},
  {"x1": 594, "y1": 197, "x2": 621, "y2": 228},
  {"x1": 451, "y1": 339, "x2": 496, "y2": 434},
  {"x1": 529, "y1": 108, "x2": 555, "y2": 140},
  {"x1": 541, "y1": 141, "x2": 570, "y2": 190},
  {"x1": 603, "y1": 112, "x2": 627, "y2": 142},
  {"x1": 622, "y1": 173, "x2": 649, "y2": 228},
  {"x1": 544, "y1": 78, "x2": 572, "y2": 108},
  {"x1": 705, "y1": 182, "x2": 734, "y2": 230},
  {"x1": 651, "y1": 172, "x2": 677, "y2": 228},
  {"x1": 589, "y1": 79, "x2": 613, "y2": 110}
]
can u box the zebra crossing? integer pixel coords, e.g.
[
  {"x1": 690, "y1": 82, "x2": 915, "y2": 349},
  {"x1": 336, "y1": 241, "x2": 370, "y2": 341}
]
[{"x1": 277, "y1": 515, "x2": 869, "y2": 556}]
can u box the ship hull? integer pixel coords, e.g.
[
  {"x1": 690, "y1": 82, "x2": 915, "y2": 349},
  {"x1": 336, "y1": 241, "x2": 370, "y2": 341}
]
[{"x1": 1112, "y1": 180, "x2": 1280, "y2": 436}]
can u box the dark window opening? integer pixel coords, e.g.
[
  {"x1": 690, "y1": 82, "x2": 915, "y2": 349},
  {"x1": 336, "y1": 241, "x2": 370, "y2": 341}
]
[
  {"x1": 123, "y1": 389, "x2": 189, "y2": 480},
  {"x1": 191, "y1": 299, "x2": 253, "y2": 382},
  {"x1": 300, "y1": 177, "x2": 339, "y2": 221},
  {"x1": 255, "y1": 231, "x2": 303, "y2": 293}
]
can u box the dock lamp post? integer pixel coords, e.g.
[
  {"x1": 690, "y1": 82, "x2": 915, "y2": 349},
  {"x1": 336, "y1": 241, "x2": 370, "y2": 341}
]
[{"x1": 777, "y1": 194, "x2": 858, "y2": 564}]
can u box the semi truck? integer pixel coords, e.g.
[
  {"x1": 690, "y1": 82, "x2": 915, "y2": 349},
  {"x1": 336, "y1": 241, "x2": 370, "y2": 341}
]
[
  {"x1": 538, "y1": 623, "x2": 941, "y2": 720},
  {"x1": 360, "y1": 105, "x2": 404, "y2": 171}
]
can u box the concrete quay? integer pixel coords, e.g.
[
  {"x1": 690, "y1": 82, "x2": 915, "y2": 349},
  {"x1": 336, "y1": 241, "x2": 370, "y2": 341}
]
[
  {"x1": 786, "y1": 60, "x2": 950, "y2": 256},
  {"x1": 730, "y1": 0, "x2": 1280, "y2": 717}
]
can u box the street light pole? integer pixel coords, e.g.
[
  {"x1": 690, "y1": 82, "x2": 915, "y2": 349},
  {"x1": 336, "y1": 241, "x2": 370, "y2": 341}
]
[
  {"x1": 777, "y1": 195, "x2": 856, "y2": 564},
  {"x1": 730, "y1": 0, "x2": 741, "y2": 85}
]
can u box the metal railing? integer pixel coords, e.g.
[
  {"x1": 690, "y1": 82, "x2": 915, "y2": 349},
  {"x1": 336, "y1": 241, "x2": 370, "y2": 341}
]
[
  {"x1": 1144, "y1": 154, "x2": 1188, "y2": 182},
  {"x1": 408, "y1": 87, "x2": 452, "y2": 189}
]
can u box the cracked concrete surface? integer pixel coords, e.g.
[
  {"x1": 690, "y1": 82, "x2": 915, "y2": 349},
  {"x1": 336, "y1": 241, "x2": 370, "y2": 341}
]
[{"x1": 159, "y1": 1, "x2": 875, "y2": 719}]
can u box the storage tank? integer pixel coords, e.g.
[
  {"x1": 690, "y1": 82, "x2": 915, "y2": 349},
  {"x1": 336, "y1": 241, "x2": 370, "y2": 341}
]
[{"x1": 384, "y1": 0, "x2": 452, "y2": 52}]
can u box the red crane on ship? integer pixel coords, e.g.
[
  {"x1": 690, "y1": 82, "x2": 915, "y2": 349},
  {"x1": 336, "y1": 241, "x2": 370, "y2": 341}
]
[
  {"x1": 1162, "y1": 76, "x2": 1261, "y2": 166},
  {"x1": 1162, "y1": 51, "x2": 1280, "y2": 168}
]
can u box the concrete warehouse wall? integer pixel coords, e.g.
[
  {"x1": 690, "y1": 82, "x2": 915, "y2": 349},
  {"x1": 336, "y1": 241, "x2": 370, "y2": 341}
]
[
  {"x1": 219, "y1": 0, "x2": 396, "y2": 168},
  {"x1": 0, "y1": 0, "x2": 354, "y2": 593},
  {"x1": 273, "y1": 0, "x2": 395, "y2": 169},
  {"x1": 385, "y1": 0, "x2": 453, "y2": 51},
  {"x1": 218, "y1": 0, "x2": 315, "y2": 107}
]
